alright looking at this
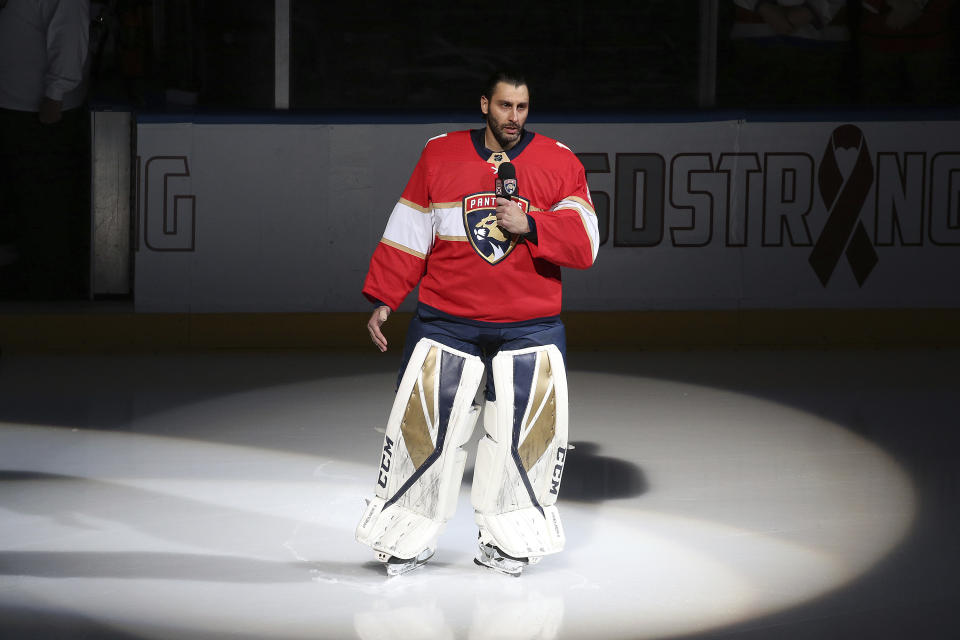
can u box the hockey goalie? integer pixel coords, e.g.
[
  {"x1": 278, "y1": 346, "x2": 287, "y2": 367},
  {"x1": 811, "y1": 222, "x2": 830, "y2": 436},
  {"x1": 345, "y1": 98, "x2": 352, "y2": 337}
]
[{"x1": 355, "y1": 69, "x2": 598, "y2": 575}]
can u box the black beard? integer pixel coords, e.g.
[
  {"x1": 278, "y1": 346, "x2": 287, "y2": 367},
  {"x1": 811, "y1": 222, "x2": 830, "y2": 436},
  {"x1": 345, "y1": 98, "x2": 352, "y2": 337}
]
[{"x1": 491, "y1": 123, "x2": 521, "y2": 150}]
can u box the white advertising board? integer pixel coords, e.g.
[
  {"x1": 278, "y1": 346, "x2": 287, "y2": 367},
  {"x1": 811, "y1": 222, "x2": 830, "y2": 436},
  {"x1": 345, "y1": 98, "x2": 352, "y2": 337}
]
[{"x1": 135, "y1": 118, "x2": 960, "y2": 312}]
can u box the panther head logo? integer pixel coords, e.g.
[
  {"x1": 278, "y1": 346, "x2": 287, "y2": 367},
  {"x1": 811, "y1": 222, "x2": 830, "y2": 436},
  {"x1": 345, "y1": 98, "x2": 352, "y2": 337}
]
[
  {"x1": 473, "y1": 213, "x2": 507, "y2": 243},
  {"x1": 463, "y1": 191, "x2": 527, "y2": 265}
]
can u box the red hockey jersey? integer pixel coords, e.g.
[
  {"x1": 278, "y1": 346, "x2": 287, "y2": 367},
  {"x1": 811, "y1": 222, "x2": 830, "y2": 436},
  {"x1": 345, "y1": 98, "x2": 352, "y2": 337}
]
[{"x1": 362, "y1": 129, "x2": 599, "y2": 323}]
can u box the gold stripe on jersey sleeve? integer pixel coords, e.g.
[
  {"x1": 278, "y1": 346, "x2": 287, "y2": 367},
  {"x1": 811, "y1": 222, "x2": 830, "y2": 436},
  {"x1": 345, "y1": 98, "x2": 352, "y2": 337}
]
[
  {"x1": 437, "y1": 235, "x2": 468, "y2": 241},
  {"x1": 398, "y1": 197, "x2": 430, "y2": 214},
  {"x1": 554, "y1": 196, "x2": 599, "y2": 257},
  {"x1": 564, "y1": 195, "x2": 596, "y2": 215},
  {"x1": 430, "y1": 201, "x2": 461, "y2": 210},
  {"x1": 381, "y1": 237, "x2": 426, "y2": 259}
]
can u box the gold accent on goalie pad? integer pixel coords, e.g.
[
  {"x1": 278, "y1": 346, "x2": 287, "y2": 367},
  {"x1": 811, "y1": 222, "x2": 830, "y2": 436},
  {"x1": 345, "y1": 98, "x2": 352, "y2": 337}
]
[
  {"x1": 400, "y1": 346, "x2": 438, "y2": 469},
  {"x1": 518, "y1": 352, "x2": 557, "y2": 471}
]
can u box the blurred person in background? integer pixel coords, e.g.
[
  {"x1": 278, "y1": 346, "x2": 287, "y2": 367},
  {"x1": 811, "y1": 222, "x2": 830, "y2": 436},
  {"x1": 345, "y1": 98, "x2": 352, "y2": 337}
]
[
  {"x1": 0, "y1": 0, "x2": 91, "y2": 299},
  {"x1": 725, "y1": 0, "x2": 852, "y2": 106},
  {"x1": 858, "y1": 0, "x2": 956, "y2": 105}
]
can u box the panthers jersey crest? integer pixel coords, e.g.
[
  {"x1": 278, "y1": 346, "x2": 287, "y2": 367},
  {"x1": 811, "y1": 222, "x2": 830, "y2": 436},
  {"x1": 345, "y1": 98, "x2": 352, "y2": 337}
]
[{"x1": 463, "y1": 192, "x2": 530, "y2": 265}]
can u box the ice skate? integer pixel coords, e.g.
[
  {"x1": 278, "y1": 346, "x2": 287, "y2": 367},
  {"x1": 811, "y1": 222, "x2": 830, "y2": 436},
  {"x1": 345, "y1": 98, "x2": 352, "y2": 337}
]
[
  {"x1": 473, "y1": 542, "x2": 537, "y2": 577},
  {"x1": 379, "y1": 547, "x2": 435, "y2": 576}
]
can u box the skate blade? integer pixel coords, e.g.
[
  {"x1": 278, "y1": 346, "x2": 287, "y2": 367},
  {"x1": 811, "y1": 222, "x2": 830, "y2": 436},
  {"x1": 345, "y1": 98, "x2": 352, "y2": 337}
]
[
  {"x1": 473, "y1": 557, "x2": 523, "y2": 577},
  {"x1": 384, "y1": 548, "x2": 434, "y2": 576}
]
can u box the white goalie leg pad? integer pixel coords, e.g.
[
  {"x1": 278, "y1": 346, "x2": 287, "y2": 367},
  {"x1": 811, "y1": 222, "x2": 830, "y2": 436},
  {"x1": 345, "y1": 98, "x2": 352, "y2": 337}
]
[
  {"x1": 356, "y1": 338, "x2": 484, "y2": 560},
  {"x1": 471, "y1": 344, "x2": 569, "y2": 559}
]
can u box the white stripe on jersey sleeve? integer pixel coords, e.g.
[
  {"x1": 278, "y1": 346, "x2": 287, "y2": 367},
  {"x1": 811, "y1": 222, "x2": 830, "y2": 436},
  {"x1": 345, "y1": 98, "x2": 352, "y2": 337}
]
[
  {"x1": 382, "y1": 200, "x2": 435, "y2": 257},
  {"x1": 554, "y1": 197, "x2": 600, "y2": 262},
  {"x1": 433, "y1": 202, "x2": 467, "y2": 239}
]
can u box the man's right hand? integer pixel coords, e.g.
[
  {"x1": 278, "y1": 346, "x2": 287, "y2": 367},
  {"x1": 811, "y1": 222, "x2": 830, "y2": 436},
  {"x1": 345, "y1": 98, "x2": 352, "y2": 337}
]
[{"x1": 367, "y1": 305, "x2": 391, "y2": 352}]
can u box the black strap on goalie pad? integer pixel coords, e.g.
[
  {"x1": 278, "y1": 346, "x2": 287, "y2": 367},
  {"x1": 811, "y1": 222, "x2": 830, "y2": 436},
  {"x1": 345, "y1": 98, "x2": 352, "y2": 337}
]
[{"x1": 510, "y1": 352, "x2": 545, "y2": 517}]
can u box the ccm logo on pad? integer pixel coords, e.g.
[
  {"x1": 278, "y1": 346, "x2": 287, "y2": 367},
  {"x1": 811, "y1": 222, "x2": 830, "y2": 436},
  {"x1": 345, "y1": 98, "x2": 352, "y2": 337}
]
[
  {"x1": 377, "y1": 436, "x2": 394, "y2": 488},
  {"x1": 550, "y1": 447, "x2": 567, "y2": 495}
]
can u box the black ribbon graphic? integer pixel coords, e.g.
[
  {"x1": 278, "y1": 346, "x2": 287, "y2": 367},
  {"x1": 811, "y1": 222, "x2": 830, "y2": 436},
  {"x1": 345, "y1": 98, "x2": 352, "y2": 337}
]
[{"x1": 809, "y1": 125, "x2": 878, "y2": 287}]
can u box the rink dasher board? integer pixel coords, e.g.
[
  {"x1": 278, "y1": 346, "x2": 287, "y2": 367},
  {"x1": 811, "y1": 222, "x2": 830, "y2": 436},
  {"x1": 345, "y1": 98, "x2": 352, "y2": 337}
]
[{"x1": 133, "y1": 119, "x2": 960, "y2": 312}]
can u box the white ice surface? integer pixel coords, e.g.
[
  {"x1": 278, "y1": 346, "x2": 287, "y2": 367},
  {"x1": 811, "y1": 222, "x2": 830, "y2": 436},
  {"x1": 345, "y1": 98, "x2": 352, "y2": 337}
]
[{"x1": 0, "y1": 351, "x2": 921, "y2": 639}]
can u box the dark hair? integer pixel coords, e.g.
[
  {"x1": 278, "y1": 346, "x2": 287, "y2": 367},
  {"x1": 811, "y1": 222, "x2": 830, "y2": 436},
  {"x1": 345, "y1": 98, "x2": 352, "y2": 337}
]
[
  {"x1": 481, "y1": 69, "x2": 529, "y2": 122},
  {"x1": 482, "y1": 69, "x2": 529, "y2": 101}
]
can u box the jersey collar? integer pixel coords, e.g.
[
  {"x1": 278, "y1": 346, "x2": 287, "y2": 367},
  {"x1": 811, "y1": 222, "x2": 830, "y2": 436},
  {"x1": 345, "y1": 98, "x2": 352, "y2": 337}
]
[{"x1": 471, "y1": 128, "x2": 536, "y2": 165}]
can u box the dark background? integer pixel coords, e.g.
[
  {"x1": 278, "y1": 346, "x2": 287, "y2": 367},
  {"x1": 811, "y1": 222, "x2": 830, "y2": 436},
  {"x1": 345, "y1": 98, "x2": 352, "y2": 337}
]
[
  {"x1": 88, "y1": 0, "x2": 960, "y2": 114},
  {"x1": 5, "y1": 0, "x2": 955, "y2": 302}
]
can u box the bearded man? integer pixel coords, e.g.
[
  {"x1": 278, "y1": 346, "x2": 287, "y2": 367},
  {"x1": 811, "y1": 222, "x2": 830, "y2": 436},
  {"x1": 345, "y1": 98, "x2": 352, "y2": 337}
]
[{"x1": 356, "y1": 69, "x2": 599, "y2": 576}]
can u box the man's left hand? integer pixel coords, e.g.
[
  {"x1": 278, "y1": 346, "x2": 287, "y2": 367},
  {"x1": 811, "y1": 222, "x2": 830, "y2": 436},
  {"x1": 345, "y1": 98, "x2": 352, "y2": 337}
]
[
  {"x1": 38, "y1": 97, "x2": 63, "y2": 124},
  {"x1": 495, "y1": 197, "x2": 529, "y2": 235}
]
